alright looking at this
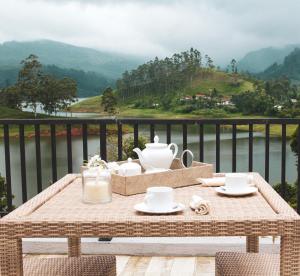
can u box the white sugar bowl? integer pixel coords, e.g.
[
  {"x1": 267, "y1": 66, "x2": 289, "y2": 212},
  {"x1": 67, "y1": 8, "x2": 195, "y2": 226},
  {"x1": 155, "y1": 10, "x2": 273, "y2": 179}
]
[{"x1": 118, "y1": 158, "x2": 142, "y2": 176}]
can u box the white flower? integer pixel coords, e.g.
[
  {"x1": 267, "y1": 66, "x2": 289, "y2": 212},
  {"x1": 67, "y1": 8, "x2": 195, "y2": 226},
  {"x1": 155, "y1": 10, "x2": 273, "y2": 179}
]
[{"x1": 86, "y1": 154, "x2": 105, "y2": 168}]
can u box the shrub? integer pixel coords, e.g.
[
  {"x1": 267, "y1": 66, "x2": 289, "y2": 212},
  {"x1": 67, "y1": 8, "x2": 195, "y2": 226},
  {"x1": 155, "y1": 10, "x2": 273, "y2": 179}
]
[
  {"x1": 273, "y1": 182, "x2": 297, "y2": 209},
  {"x1": 0, "y1": 174, "x2": 14, "y2": 215},
  {"x1": 123, "y1": 136, "x2": 148, "y2": 160}
]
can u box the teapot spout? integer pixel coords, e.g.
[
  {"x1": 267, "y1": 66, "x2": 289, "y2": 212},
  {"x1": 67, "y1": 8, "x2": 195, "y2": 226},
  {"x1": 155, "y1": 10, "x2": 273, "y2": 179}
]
[{"x1": 133, "y1": 148, "x2": 145, "y2": 168}]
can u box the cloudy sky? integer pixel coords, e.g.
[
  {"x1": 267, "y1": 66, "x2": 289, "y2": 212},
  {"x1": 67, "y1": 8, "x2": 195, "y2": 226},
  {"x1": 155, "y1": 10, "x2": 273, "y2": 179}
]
[{"x1": 0, "y1": 0, "x2": 300, "y2": 65}]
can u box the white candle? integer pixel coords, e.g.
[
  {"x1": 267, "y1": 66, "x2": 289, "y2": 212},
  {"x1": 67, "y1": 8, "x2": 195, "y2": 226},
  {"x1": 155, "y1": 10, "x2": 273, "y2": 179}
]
[{"x1": 83, "y1": 179, "x2": 111, "y2": 204}]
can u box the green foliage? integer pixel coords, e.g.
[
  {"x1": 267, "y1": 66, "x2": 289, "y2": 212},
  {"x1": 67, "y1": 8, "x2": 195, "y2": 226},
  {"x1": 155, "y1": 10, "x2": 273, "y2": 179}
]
[
  {"x1": 232, "y1": 78, "x2": 299, "y2": 116},
  {"x1": 0, "y1": 85, "x2": 22, "y2": 109},
  {"x1": 117, "y1": 48, "x2": 202, "y2": 101},
  {"x1": 18, "y1": 54, "x2": 43, "y2": 116},
  {"x1": 101, "y1": 87, "x2": 117, "y2": 115},
  {"x1": 273, "y1": 182, "x2": 297, "y2": 209},
  {"x1": 0, "y1": 65, "x2": 113, "y2": 98},
  {"x1": 1, "y1": 55, "x2": 77, "y2": 115},
  {"x1": 0, "y1": 174, "x2": 14, "y2": 214},
  {"x1": 123, "y1": 136, "x2": 148, "y2": 160},
  {"x1": 40, "y1": 75, "x2": 77, "y2": 115},
  {"x1": 44, "y1": 65, "x2": 113, "y2": 97}
]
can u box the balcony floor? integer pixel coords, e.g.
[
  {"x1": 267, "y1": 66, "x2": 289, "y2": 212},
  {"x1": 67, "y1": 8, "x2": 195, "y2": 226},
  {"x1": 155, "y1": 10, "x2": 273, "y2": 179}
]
[{"x1": 24, "y1": 254, "x2": 215, "y2": 275}]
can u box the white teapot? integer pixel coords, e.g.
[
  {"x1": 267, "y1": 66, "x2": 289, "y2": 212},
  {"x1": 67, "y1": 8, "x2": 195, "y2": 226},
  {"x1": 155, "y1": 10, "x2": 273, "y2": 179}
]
[{"x1": 133, "y1": 135, "x2": 178, "y2": 172}]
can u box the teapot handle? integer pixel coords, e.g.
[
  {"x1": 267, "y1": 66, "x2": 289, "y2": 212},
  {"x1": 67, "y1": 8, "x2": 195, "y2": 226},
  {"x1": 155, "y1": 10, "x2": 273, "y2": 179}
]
[{"x1": 168, "y1": 143, "x2": 178, "y2": 159}]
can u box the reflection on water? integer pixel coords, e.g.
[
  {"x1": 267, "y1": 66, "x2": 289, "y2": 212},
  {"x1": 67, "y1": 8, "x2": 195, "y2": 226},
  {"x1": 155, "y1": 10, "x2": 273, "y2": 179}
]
[{"x1": 0, "y1": 124, "x2": 296, "y2": 206}]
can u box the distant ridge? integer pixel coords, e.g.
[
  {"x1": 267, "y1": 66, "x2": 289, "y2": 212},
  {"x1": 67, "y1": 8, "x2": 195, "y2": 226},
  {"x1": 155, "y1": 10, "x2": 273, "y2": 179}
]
[
  {"x1": 0, "y1": 39, "x2": 143, "y2": 78},
  {"x1": 238, "y1": 44, "x2": 300, "y2": 73},
  {"x1": 258, "y1": 48, "x2": 300, "y2": 82}
]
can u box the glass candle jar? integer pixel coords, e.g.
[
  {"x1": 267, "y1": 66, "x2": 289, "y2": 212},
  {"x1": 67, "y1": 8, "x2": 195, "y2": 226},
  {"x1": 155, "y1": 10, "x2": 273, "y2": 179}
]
[{"x1": 82, "y1": 168, "x2": 112, "y2": 204}]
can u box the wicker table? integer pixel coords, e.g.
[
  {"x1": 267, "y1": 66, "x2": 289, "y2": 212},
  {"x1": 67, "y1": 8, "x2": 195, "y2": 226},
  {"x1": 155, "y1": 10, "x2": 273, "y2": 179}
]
[{"x1": 1, "y1": 173, "x2": 299, "y2": 275}]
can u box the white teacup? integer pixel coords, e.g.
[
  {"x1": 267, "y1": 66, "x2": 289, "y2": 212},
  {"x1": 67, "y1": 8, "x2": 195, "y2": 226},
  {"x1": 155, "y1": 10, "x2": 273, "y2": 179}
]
[
  {"x1": 144, "y1": 186, "x2": 174, "y2": 211},
  {"x1": 225, "y1": 173, "x2": 249, "y2": 192}
]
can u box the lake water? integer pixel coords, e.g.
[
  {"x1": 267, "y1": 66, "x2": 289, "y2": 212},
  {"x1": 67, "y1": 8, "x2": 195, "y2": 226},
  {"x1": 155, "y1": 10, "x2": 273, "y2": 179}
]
[{"x1": 0, "y1": 124, "x2": 297, "y2": 207}]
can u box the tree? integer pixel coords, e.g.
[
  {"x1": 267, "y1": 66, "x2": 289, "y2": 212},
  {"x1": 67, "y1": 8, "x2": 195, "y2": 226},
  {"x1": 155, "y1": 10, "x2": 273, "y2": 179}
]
[
  {"x1": 101, "y1": 87, "x2": 117, "y2": 115},
  {"x1": 40, "y1": 75, "x2": 77, "y2": 115},
  {"x1": 0, "y1": 85, "x2": 22, "y2": 109},
  {"x1": 17, "y1": 54, "x2": 42, "y2": 117},
  {"x1": 230, "y1": 59, "x2": 237, "y2": 74}
]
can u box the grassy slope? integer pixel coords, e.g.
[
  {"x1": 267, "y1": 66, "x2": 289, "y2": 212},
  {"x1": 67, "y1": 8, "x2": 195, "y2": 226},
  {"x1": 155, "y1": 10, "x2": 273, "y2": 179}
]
[
  {"x1": 0, "y1": 106, "x2": 49, "y2": 119},
  {"x1": 71, "y1": 96, "x2": 103, "y2": 112},
  {"x1": 187, "y1": 71, "x2": 254, "y2": 95}
]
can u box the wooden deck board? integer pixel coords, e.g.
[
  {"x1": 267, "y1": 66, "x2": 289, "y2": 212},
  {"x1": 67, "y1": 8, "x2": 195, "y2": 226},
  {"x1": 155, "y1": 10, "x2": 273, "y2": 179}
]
[{"x1": 24, "y1": 255, "x2": 215, "y2": 275}]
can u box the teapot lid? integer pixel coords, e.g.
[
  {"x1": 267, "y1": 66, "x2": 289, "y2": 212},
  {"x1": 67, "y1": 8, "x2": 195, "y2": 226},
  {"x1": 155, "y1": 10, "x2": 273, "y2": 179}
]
[
  {"x1": 145, "y1": 135, "x2": 167, "y2": 149},
  {"x1": 119, "y1": 158, "x2": 141, "y2": 169}
]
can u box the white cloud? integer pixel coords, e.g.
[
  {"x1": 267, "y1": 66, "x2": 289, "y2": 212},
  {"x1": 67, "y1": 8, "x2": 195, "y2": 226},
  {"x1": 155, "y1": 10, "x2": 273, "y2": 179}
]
[{"x1": 0, "y1": 0, "x2": 300, "y2": 65}]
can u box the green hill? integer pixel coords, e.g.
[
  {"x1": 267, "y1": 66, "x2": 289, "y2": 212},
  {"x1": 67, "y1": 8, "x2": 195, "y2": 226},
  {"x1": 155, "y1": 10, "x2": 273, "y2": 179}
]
[
  {"x1": 0, "y1": 40, "x2": 142, "y2": 79},
  {"x1": 238, "y1": 44, "x2": 300, "y2": 73},
  {"x1": 258, "y1": 48, "x2": 300, "y2": 82},
  {"x1": 70, "y1": 70, "x2": 255, "y2": 113}
]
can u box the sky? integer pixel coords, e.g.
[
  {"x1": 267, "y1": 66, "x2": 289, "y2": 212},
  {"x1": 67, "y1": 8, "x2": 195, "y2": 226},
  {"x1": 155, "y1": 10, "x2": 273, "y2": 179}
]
[{"x1": 0, "y1": 0, "x2": 300, "y2": 65}]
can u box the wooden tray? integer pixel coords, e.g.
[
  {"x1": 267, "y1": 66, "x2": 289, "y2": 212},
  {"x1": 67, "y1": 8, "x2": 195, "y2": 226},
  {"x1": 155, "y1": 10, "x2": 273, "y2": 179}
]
[{"x1": 111, "y1": 158, "x2": 213, "y2": 195}]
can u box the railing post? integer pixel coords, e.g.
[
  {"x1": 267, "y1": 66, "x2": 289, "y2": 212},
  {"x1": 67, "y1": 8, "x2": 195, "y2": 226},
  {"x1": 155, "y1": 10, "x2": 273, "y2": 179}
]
[
  {"x1": 100, "y1": 123, "x2": 107, "y2": 161},
  {"x1": 82, "y1": 124, "x2": 88, "y2": 162},
  {"x1": 133, "y1": 123, "x2": 138, "y2": 148},
  {"x1": 66, "y1": 124, "x2": 73, "y2": 173},
  {"x1": 216, "y1": 124, "x2": 220, "y2": 173},
  {"x1": 265, "y1": 124, "x2": 270, "y2": 182},
  {"x1": 50, "y1": 124, "x2": 57, "y2": 183},
  {"x1": 19, "y1": 124, "x2": 27, "y2": 203},
  {"x1": 281, "y1": 124, "x2": 286, "y2": 199},
  {"x1": 182, "y1": 124, "x2": 188, "y2": 166},
  {"x1": 35, "y1": 124, "x2": 42, "y2": 193},
  {"x1": 199, "y1": 124, "x2": 204, "y2": 162},
  {"x1": 248, "y1": 124, "x2": 253, "y2": 172},
  {"x1": 3, "y1": 124, "x2": 12, "y2": 211},
  {"x1": 297, "y1": 124, "x2": 300, "y2": 214},
  {"x1": 232, "y1": 124, "x2": 237, "y2": 172},
  {"x1": 117, "y1": 123, "x2": 123, "y2": 161}
]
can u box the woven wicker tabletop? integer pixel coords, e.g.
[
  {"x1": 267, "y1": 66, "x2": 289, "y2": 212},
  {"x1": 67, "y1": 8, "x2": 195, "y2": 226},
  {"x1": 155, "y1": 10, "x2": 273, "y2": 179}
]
[
  {"x1": 1, "y1": 173, "x2": 300, "y2": 275},
  {"x1": 18, "y1": 177, "x2": 278, "y2": 222}
]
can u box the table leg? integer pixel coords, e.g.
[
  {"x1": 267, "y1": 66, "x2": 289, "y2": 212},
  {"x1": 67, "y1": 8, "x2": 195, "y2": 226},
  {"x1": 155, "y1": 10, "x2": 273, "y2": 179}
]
[
  {"x1": 68, "y1": 237, "x2": 81, "y2": 257},
  {"x1": 280, "y1": 235, "x2": 300, "y2": 276},
  {"x1": 246, "y1": 236, "x2": 259, "y2": 253},
  {"x1": 0, "y1": 237, "x2": 23, "y2": 276}
]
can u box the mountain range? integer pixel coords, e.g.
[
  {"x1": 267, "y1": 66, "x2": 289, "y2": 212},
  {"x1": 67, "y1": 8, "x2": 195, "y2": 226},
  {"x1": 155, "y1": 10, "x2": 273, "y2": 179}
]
[
  {"x1": 257, "y1": 48, "x2": 300, "y2": 82},
  {"x1": 0, "y1": 40, "x2": 144, "y2": 97},
  {"x1": 237, "y1": 44, "x2": 300, "y2": 73},
  {"x1": 0, "y1": 40, "x2": 142, "y2": 79}
]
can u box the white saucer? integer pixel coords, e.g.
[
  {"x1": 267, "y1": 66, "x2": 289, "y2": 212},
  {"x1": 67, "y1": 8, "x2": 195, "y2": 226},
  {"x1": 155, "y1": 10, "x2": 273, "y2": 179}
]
[
  {"x1": 134, "y1": 202, "x2": 185, "y2": 214},
  {"x1": 215, "y1": 186, "x2": 258, "y2": 196}
]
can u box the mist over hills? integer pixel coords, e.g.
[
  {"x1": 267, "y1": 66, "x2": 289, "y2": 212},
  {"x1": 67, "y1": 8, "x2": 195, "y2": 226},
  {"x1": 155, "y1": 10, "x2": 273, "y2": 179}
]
[
  {"x1": 0, "y1": 40, "x2": 143, "y2": 79},
  {"x1": 258, "y1": 48, "x2": 300, "y2": 82},
  {"x1": 238, "y1": 44, "x2": 300, "y2": 73}
]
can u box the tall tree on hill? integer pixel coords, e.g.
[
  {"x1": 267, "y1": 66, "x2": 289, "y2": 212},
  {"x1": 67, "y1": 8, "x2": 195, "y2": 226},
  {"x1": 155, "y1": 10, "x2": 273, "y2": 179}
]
[
  {"x1": 101, "y1": 87, "x2": 117, "y2": 115},
  {"x1": 116, "y1": 48, "x2": 203, "y2": 101},
  {"x1": 17, "y1": 54, "x2": 42, "y2": 117},
  {"x1": 231, "y1": 59, "x2": 237, "y2": 74}
]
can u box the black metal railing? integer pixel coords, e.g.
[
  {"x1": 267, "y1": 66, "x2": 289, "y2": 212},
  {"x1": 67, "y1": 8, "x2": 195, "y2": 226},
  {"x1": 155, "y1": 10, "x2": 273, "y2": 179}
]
[{"x1": 1, "y1": 118, "x2": 300, "y2": 215}]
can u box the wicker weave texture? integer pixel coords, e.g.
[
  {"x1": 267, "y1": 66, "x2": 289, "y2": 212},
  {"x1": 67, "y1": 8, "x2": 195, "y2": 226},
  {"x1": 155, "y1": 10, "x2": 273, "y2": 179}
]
[
  {"x1": 1, "y1": 173, "x2": 300, "y2": 276},
  {"x1": 23, "y1": 256, "x2": 116, "y2": 276},
  {"x1": 215, "y1": 252, "x2": 279, "y2": 276}
]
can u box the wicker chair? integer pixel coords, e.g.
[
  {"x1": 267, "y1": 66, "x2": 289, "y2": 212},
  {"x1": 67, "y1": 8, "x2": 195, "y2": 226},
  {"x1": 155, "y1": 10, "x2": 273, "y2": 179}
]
[
  {"x1": 215, "y1": 252, "x2": 279, "y2": 276},
  {"x1": 23, "y1": 256, "x2": 116, "y2": 276}
]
